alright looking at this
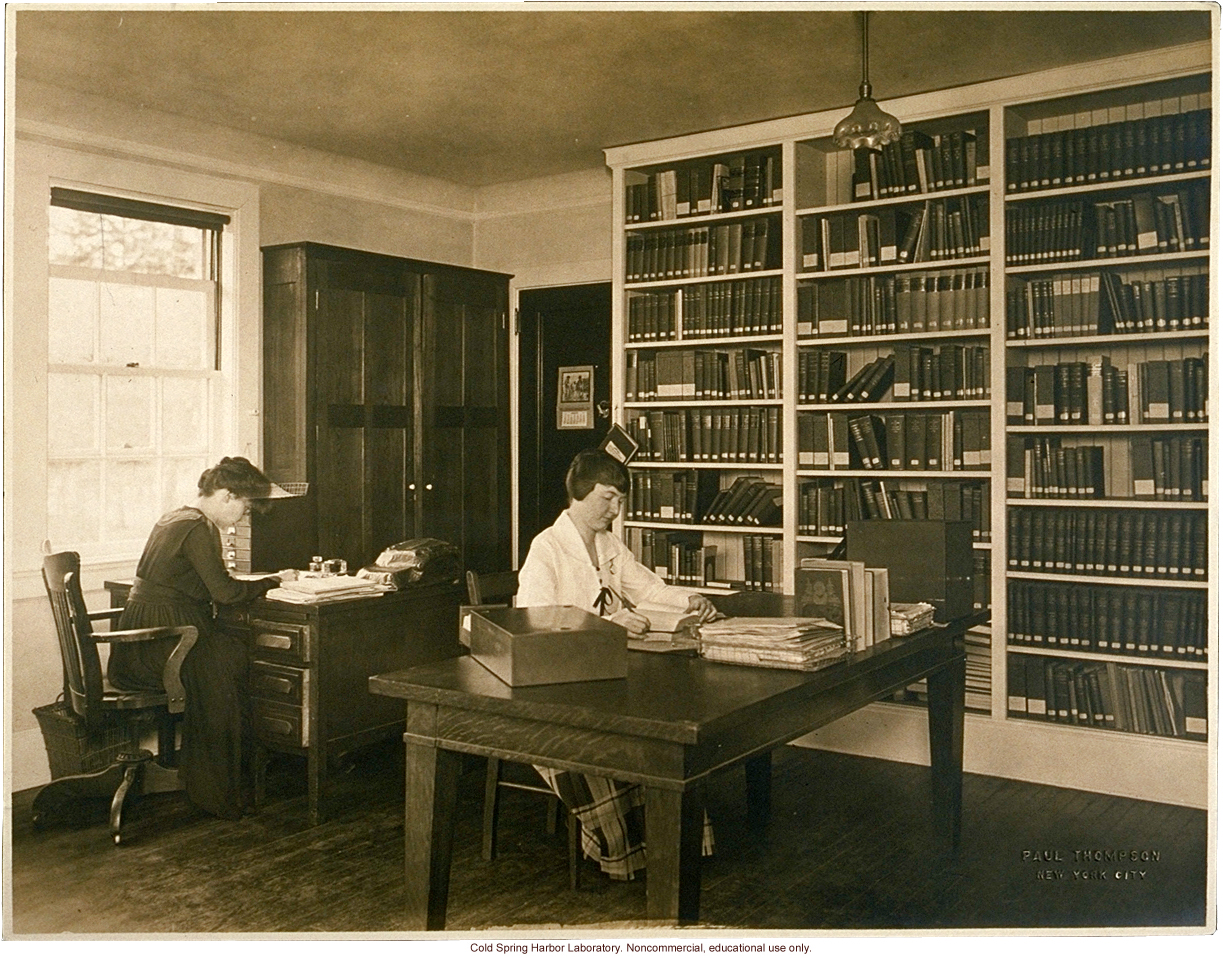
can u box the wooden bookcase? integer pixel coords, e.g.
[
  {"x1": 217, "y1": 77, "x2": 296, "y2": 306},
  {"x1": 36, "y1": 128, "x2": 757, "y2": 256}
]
[{"x1": 605, "y1": 41, "x2": 1213, "y2": 807}]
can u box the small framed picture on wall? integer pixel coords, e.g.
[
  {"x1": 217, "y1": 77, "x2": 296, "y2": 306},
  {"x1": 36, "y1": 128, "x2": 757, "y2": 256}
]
[{"x1": 556, "y1": 365, "x2": 594, "y2": 429}]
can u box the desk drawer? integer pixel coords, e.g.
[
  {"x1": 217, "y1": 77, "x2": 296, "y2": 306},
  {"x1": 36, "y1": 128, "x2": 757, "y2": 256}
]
[
  {"x1": 249, "y1": 661, "x2": 308, "y2": 706},
  {"x1": 252, "y1": 699, "x2": 309, "y2": 748},
  {"x1": 250, "y1": 619, "x2": 312, "y2": 663}
]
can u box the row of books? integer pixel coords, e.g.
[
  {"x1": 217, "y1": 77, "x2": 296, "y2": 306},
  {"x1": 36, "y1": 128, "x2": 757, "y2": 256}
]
[
  {"x1": 1006, "y1": 435, "x2": 1207, "y2": 501},
  {"x1": 799, "y1": 343, "x2": 991, "y2": 405},
  {"x1": 798, "y1": 409, "x2": 991, "y2": 473},
  {"x1": 1003, "y1": 185, "x2": 1210, "y2": 265},
  {"x1": 627, "y1": 528, "x2": 784, "y2": 593},
  {"x1": 625, "y1": 348, "x2": 781, "y2": 402},
  {"x1": 1007, "y1": 357, "x2": 1209, "y2": 426},
  {"x1": 1005, "y1": 109, "x2": 1211, "y2": 193},
  {"x1": 798, "y1": 478, "x2": 989, "y2": 541},
  {"x1": 626, "y1": 276, "x2": 783, "y2": 342},
  {"x1": 626, "y1": 407, "x2": 781, "y2": 463},
  {"x1": 801, "y1": 195, "x2": 989, "y2": 271},
  {"x1": 1005, "y1": 270, "x2": 1209, "y2": 338},
  {"x1": 1006, "y1": 580, "x2": 1207, "y2": 661},
  {"x1": 627, "y1": 473, "x2": 782, "y2": 528},
  {"x1": 625, "y1": 217, "x2": 781, "y2": 283},
  {"x1": 851, "y1": 128, "x2": 984, "y2": 201},
  {"x1": 1006, "y1": 507, "x2": 1207, "y2": 581},
  {"x1": 795, "y1": 558, "x2": 891, "y2": 652},
  {"x1": 624, "y1": 152, "x2": 783, "y2": 223},
  {"x1": 797, "y1": 268, "x2": 991, "y2": 337},
  {"x1": 1007, "y1": 656, "x2": 1207, "y2": 741}
]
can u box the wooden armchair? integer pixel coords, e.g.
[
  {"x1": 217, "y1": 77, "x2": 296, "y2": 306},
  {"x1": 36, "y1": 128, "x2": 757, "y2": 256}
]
[
  {"x1": 466, "y1": 569, "x2": 583, "y2": 890},
  {"x1": 33, "y1": 550, "x2": 197, "y2": 844}
]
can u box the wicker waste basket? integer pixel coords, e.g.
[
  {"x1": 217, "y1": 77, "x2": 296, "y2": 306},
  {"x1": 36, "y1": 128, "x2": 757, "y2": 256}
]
[{"x1": 32, "y1": 700, "x2": 129, "y2": 779}]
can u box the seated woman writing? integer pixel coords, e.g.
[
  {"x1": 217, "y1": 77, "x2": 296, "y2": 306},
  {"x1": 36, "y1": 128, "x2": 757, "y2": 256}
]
[
  {"x1": 107, "y1": 457, "x2": 297, "y2": 820},
  {"x1": 516, "y1": 448, "x2": 719, "y2": 880}
]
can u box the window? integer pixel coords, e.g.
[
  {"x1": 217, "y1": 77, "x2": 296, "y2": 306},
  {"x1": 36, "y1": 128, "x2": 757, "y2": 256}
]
[{"x1": 45, "y1": 189, "x2": 231, "y2": 558}]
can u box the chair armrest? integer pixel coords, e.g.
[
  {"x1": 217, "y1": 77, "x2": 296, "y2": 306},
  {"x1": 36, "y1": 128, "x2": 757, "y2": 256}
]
[
  {"x1": 94, "y1": 625, "x2": 199, "y2": 714},
  {"x1": 86, "y1": 607, "x2": 126, "y2": 621}
]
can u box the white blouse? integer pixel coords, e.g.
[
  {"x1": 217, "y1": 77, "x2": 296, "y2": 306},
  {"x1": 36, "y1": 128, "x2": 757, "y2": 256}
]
[{"x1": 516, "y1": 511, "x2": 695, "y2": 616}]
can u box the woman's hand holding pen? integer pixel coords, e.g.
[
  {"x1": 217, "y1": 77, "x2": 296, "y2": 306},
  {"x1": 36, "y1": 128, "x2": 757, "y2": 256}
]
[{"x1": 609, "y1": 608, "x2": 651, "y2": 638}]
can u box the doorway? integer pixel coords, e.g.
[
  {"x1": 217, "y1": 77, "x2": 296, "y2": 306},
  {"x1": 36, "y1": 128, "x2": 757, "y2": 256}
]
[{"x1": 517, "y1": 283, "x2": 612, "y2": 565}]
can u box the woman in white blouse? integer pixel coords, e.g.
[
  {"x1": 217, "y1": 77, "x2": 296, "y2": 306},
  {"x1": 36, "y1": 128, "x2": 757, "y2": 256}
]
[{"x1": 516, "y1": 449, "x2": 718, "y2": 880}]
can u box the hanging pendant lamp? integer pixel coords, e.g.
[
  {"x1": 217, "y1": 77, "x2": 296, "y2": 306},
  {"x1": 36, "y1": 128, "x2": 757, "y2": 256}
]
[{"x1": 832, "y1": 11, "x2": 902, "y2": 151}]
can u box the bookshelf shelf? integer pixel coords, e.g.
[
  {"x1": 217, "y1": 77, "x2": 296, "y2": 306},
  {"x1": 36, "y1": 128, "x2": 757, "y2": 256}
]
[
  {"x1": 1005, "y1": 570, "x2": 1206, "y2": 589},
  {"x1": 1005, "y1": 329, "x2": 1209, "y2": 347},
  {"x1": 625, "y1": 521, "x2": 782, "y2": 534},
  {"x1": 608, "y1": 44, "x2": 1213, "y2": 801},
  {"x1": 626, "y1": 269, "x2": 783, "y2": 290},
  {"x1": 799, "y1": 328, "x2": 990, "y2": 347},
  {"x1": 626, "y1": 205, "x2": 783, "y2": 231},
  {"x1": 1005, "y1": 711, "x2": 1208, "y2": 745},
  {"x1": 1007, "y1": 645, "x2": 1208, "y2": 670},
  {"x1": 797, "y1": 184, "x2": 990, "y2": 218},
  {"x1": 798, "y1": 400, "x2": 989, "y2": 412},
  {"x1": 1004, "y1": 167, "x2": 1211, "y2": 203},
  {"x1": 1007, "y1": 423, "x2": 1207, "y2": 433},
  {"x1": 1005, "y1": 497, "x2": 1207, "y2": 509},
  {"x1": 1005, "y1": 249, "x2": 1209, "y2": 276},
  {"x1": 798, "y1": 255, "x2": 990, "y2": 281},
  {"x1": 626, "y1": 334, "x2": 782, "y2": 349},
  {"x1": 626, "y1": 399, "x2": 783, "y2": 408}
]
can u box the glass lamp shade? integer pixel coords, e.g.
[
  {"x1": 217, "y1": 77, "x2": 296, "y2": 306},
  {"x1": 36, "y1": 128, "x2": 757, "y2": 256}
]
[{"x1": 832, "y1": 84, "x2": 902, "y2": 151}]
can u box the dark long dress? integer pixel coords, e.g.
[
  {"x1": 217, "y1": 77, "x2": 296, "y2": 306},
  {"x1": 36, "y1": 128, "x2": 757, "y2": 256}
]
[{"x1": 107, "y1": 507, "x2": 277, "y2": 820}]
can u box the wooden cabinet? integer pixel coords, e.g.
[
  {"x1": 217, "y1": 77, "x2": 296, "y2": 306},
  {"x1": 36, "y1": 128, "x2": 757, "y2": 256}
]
[{"x1": 262, "y1": 243, "x2": 511, "y2": 574}]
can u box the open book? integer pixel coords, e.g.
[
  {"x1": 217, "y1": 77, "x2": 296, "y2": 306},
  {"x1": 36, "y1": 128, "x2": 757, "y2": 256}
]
[{"x1": 634, "y1": 599, "x2": 703, "y2": 641}]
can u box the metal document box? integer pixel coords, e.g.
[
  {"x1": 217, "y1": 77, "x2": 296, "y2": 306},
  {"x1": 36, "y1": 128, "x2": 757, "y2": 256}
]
[{"x1": 469, "y1": 606, "x2": 628, "y2": 686}]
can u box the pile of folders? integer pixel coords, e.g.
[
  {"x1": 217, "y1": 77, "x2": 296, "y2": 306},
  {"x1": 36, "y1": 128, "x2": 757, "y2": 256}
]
[{"x1": 698, "y1": 617, "x2": 850, "y2": 672}]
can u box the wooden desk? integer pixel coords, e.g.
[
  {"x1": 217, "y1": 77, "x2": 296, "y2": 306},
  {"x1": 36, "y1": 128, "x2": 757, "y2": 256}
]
[
  {"x1": 106, "y1": 578, "x2": 465, "y2": 825},
  {"x1": 370, "y1": 611, "x2": 984, "y2": 929}
]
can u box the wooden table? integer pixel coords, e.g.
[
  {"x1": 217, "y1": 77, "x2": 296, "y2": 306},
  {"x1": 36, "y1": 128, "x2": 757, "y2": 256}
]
[
  {"x1": 370, "y1": 611, "x2": 985, "y2": 929},
  {"x1": 106, "y1": 578, "x2": 465, "y2": 825}
]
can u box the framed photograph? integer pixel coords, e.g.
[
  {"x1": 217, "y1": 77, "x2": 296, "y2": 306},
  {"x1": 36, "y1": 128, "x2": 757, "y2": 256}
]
[{"x1": 556, "y1": 365, "x2": 594, "y2": 429}]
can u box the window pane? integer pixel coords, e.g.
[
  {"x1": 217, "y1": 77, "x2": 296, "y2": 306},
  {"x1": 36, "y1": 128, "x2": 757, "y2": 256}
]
[
  {"x1": 105, "y1": 376, "x2": 156, "y2": 452},
  {"x1": 47, "y1": 373, "x2": 100, "y2": 455},
  {"x1": 98, "y1": 282, "x2": 154, "y2": 366},
  {"x1": 155, "y1": 287, "x2": 211, "y2": 368},
  {"x1": 100, "y1": 215, "x2": 206, "y2": 278},
  {"x1": 48, "y1": 460, "x2": 103, "y2": 547},
  {"x1": 105, "y1": 459, "x2": 161, "y2": 541},
  {"x1": 48, "y1": 207, "x2": 104, "y2": 269},
  {"x1": 48, "y1": 276, "x2": 98, "y2": 364},
  {"x1": 161, "y1": 377, "x2": 210, "y2": 451},
  {"x1": 163, "y1": 457, "x2": 207, "y2": 511}
]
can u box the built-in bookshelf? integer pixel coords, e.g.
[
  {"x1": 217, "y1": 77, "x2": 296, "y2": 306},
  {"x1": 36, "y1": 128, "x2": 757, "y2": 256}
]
[
  {"x1": 1001, "y1": 69, "x2": 1211, "y2": 748},
  {"x1": 606, "y1": 41, "x2": 1212, "y2": 806}
]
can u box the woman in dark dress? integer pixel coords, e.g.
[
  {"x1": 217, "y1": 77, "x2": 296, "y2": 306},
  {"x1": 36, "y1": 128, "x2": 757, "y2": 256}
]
[{"x1": 107, "y1": 457, "x2": 296, "y2": 820}]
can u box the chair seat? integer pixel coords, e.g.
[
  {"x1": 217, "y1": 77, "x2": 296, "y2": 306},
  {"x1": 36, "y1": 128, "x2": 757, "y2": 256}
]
[{"x1": 99, "y1": 680, "x2": 168, "y2": 712}]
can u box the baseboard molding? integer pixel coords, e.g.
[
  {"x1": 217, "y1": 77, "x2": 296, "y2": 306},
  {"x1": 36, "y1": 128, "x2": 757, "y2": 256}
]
[{"x1": 792, "y1": 703, "x2": 1208, "y2": 809}]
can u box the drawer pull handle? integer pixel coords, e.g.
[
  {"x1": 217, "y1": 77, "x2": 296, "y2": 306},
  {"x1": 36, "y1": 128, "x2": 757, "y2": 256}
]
[
  {"x1": 257, "y1": 717, "x2": 294, "y2": 736},
  {"x1": 255, "y1": 633, "x2": 293, "y2": 650},
  {"x1": 255, "y1": 676, "x2": 294, "y2": 695}
]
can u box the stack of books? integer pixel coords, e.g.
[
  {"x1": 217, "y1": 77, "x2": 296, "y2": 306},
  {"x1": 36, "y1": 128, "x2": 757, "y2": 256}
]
[
  {"x1": 266, "y1": 575, "x2": 391, "y2": 604},
  {"x1": 698, "y1": 617, "x2": 849, "y2": 672}
]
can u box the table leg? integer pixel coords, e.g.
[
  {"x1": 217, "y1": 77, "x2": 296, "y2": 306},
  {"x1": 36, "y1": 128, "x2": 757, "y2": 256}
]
[
  {"x1": 404, "y1": 741, "x2": 462, "y2": 930},
  {"x1": 307, "y1": 742, "x2": 324, "y2": 827},
  {"x1": 744, "y1": 751, "x2": 772, "y2": 827},
  {"x1": 644, "y1": 784, "x2": 704, "y2": 923},
  {"x1": 926, "y1": 653, "x2": 966, "y2": 852}
]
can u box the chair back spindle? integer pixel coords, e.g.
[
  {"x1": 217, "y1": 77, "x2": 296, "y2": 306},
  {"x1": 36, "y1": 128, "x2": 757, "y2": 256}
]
[{"x1": 42, "y1": 552, "x2": 107, "y2": 726}]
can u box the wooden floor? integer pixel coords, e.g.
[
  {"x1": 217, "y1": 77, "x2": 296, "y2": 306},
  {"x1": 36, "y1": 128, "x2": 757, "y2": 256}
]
[{"x1": 7, "y1": 742, "x2": 1208, "y2": 935}]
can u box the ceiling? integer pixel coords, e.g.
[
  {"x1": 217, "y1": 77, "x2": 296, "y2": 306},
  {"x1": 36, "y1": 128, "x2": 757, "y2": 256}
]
[{"x1": 12, "y1": 6, "x2": 1213, "y2": 189}]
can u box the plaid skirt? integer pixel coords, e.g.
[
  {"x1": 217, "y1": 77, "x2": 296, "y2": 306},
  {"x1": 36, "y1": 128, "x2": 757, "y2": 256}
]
[{"x1": 534, "y1": 767, "x2": 715, "y2": 881}]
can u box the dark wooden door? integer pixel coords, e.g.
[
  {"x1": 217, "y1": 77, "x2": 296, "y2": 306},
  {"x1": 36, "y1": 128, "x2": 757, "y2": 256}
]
[
  {"x1": 517, "y1": 283, "x2": 612, "y2": 565},
  {"x1": 312, "y1": 254, "x2": 417, "y2": 571},
  {"x1": 419, "y1": 267, "x2": 511, "y2": 574}
]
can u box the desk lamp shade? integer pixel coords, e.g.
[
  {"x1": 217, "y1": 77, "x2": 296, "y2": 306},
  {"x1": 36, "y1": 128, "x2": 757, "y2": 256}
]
[{"x1": 832, "y1": 11, "x2": 902, "y2": 152}]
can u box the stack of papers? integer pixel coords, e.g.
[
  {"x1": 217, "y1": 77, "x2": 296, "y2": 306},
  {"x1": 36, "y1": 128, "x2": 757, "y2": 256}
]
[
  {"x1": 266, "y1": 575, "x2": 391, "y2": 604},
  {"x1": 698, "y1": 617, "x2": 850, "y2": 672}
]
